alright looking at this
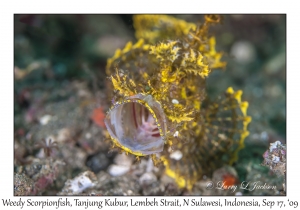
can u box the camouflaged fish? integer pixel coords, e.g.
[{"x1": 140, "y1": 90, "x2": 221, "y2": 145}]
[{"x1": 104, "y1": 15, "x2": 251, "y2": 190}]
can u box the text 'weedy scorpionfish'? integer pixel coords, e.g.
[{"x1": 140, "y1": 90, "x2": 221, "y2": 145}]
[{"x1": 104, "y1": 15, "x2": 251, "y2": 190}]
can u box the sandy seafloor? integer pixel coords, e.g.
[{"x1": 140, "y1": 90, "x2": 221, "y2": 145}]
[{"x1": 14, "y1": 14, "x2": 286, "y2": 196}]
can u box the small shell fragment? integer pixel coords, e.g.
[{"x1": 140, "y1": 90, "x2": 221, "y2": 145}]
[
  {"x1": 170, "y1": 150, "x2": 183, "y2": 160},
  {"x1": 172, "y1": 99, "x2": 179, "y2": 104}
]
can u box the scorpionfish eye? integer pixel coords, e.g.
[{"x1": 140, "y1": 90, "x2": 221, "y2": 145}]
[{"x1": 104, "y1": 94, "x2": 167, "y2": 155}]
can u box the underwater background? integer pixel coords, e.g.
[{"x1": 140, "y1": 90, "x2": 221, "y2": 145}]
[{"x1": 14, "y1": 14, "x2": 286, "y2": 195}]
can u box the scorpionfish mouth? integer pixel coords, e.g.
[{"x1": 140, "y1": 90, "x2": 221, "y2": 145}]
[{"x1": 104, "y1": 94, "x2": 167, "y2": 155}]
